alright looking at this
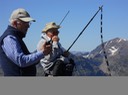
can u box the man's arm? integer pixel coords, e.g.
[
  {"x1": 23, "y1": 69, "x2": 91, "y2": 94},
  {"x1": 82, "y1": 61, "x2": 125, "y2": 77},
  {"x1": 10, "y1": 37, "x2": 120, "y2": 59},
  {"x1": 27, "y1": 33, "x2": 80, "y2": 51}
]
[{"x1": 2, "y1": 35, "x2": 46, "y2": 67}]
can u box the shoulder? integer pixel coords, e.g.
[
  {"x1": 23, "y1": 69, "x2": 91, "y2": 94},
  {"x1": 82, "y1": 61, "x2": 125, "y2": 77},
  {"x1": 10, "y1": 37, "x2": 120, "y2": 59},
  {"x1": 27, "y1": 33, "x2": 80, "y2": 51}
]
[
  {"x1": 3, "y1": 35, "x2": 17, "y2": 41},
  {"x1": 38, "y1": 38, "x2": 46, "y2": 44},
  {"x1": 37, "y1": 38, "x2": 46, "y2": 50}
]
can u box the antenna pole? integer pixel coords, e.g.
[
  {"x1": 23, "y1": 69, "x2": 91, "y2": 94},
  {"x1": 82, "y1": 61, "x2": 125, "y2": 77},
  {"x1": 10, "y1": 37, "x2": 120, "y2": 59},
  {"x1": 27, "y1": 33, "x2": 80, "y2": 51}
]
[
  {"x1": 67, "y1": 6, "x2": 103, "y2": 52},
  {"x1": 59, "y1": 10, "x2": 70, "y2": 25}
]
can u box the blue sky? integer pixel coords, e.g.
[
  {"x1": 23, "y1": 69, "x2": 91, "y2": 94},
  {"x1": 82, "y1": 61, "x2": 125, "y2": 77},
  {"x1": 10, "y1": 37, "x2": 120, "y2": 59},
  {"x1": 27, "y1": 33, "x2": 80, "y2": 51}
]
[{"x1": 0, "y1": 0, "x2": 128, "y2": 52}]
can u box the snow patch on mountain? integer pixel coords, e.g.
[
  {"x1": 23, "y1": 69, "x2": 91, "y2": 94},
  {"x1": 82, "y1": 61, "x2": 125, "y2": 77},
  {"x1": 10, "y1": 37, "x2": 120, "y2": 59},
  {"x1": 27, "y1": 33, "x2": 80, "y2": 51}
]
[
  {"x1": 109, "y1": 46, "x2": 119, "y2": 56},
  {"x1": 117, "y1": 38, "x2": 127, "y2": 43}
]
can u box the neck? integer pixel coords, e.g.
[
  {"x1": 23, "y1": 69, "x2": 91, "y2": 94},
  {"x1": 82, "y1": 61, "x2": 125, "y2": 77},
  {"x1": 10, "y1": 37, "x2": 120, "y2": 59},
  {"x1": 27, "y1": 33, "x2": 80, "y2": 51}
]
[{"x1": 10, "y1": 25, "x2": 26, "y2": 38}]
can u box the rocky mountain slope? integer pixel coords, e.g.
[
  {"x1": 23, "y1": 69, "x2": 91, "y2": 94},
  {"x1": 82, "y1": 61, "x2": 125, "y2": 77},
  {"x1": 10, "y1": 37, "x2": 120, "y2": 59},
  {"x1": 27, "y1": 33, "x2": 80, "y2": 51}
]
[{"x1": 86, "y1": 37, "x2": 128, "y2": 76}]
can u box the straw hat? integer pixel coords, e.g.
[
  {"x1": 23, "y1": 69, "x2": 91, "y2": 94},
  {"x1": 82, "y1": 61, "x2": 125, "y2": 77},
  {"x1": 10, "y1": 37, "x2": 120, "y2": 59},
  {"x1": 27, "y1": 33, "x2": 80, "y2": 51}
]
[{"x1": 42, "y1": 22, "x2": 61, "y2": 32}]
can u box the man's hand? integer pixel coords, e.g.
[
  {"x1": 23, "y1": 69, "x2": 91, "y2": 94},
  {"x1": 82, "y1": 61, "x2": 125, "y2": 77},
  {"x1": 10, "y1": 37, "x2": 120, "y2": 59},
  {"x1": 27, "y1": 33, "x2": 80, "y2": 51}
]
[
  {"x1": 63, "y1": 51, "x2": 70, "y2": 57},
  {"x1": 52, "y1": 36, "x2": 59, "y2": 42},
  {"x1": 40, "y1": 41, "x2": 52, "y2": 55}
]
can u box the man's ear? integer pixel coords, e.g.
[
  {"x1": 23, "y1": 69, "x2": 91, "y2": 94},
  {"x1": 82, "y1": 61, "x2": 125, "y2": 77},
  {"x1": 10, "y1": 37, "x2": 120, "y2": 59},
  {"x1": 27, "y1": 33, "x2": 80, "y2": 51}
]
[
  {"x1": 13, "y1": 20, "x2": 19, "y2": 28},
  {"x1": 12, "y1": 20, "x2": 17, "y2": 26},
  {"x1": 14, "y1": 20, "x2": 19, "y2": 25}
]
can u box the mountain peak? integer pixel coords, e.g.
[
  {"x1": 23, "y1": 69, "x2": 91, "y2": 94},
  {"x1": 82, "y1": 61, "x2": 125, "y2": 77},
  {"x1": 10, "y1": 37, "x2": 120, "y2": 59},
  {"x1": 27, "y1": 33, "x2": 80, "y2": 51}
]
[
  {"x1": 87, "y1": 37, "x2": 128, "y2": 75},
  {"x1": 108, "y1": 37, "x2": 127, "y2": 44}
]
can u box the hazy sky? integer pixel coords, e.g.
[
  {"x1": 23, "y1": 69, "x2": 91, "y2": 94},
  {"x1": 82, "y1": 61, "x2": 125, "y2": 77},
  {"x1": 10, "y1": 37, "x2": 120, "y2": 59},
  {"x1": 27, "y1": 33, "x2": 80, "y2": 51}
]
[{"x1": 0, "y1": 0, "x2": 128, "y2": 52}]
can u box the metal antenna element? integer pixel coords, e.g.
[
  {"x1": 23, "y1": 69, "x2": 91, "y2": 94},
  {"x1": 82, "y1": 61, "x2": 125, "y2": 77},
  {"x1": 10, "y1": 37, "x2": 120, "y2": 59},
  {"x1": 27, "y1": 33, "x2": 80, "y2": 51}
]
[
  {"x1": 100, "y1": 6, "x2": 111, "y2": 76},
  {"x1": 59, "y1": 10, "x2": 70, "y2": 25},
  {"x1": 67, "y1": 6, "x2": 103, "y2": 51}
]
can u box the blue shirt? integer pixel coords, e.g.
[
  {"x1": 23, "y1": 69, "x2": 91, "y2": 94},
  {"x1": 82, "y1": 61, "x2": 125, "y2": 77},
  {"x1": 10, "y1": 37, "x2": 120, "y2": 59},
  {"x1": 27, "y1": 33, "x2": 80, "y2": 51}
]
[{"x1": 2, "y1": 35, "x2": 44, "y2": 67}]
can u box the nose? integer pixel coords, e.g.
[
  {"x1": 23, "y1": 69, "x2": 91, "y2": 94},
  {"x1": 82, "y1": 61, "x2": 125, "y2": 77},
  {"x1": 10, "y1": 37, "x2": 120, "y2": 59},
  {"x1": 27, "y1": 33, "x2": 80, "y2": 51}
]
[{"x1": 25, "y1": 22, "x2": 31, "y2": 28}]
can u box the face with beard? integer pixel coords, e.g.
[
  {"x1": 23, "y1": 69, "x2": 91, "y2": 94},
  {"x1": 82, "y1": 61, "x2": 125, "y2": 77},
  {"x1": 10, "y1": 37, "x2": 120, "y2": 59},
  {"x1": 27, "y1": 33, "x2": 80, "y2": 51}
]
[{"x1": 15, "y1": 20, "x2": 30, "y2": 37}]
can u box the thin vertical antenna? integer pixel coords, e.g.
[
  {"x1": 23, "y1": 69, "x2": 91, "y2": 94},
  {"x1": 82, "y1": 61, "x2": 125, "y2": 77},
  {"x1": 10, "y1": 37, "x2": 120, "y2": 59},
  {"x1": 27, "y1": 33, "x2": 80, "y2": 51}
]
[
  {"x1": 100, "y1": 6, "x2": 111, "y2": 76},
  {"x1": 59, "y1": 10, "x2": 70, "y2": 25}
]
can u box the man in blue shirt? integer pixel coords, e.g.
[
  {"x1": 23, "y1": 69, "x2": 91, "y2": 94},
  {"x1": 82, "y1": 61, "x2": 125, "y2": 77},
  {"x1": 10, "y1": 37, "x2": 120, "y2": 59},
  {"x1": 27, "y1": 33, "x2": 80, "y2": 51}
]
[{"x1": 0, "y1": 8, "x2": 51, "y2": 76}]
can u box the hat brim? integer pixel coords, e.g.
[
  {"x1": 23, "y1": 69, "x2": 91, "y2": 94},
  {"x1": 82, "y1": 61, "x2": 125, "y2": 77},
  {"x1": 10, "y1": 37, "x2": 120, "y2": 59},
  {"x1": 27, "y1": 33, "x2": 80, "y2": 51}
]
[
  {"x1": 19, "y1": 17, "x2": 36, "y2": 22},
  {"x1": 42, "y1": 26, "x2": 61, "y2": 32}
]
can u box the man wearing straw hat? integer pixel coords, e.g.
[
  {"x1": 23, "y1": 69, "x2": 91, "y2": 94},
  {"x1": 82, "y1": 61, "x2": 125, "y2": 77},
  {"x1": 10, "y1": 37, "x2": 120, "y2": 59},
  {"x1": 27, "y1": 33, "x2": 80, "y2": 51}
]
[{"x1": 37, "y1": 22, "x2": 74, "y2": 76}]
